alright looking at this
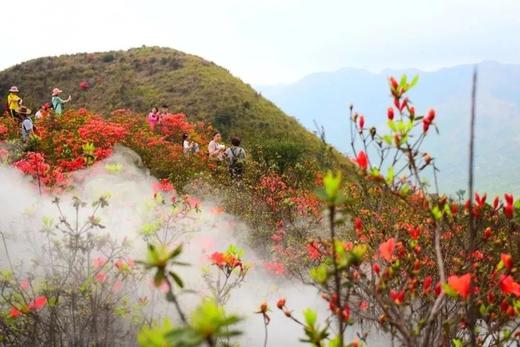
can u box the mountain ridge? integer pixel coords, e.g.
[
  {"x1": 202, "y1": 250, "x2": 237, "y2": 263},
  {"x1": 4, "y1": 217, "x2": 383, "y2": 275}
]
[
  {"x1": 0, "y1": 46, "x2": 346, "y2": 168},
  {"x1": 257, "y1": 62, "x2": 520, "y2": 196}
]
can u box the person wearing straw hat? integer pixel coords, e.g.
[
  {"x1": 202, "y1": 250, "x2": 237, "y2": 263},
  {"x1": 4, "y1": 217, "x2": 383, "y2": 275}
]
[
  {"x1": 17, "y1": 106, "x2": 34, "y2": 141},
  {"x1": 7, "y1": 86, "x2": 23, "y2": 118},
  {"x1": 51, "y1": 87, "x2": 72, "y2": 115}
]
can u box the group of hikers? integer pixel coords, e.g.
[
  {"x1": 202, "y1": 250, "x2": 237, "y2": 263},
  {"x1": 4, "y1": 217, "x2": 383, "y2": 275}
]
[
  {"x1": 4, "y1": 87, "x2": 246, "y2": 178},
  {"x1": 6, "y1": 85, "x2": 72, "y2": 141},
  {"x1": 146, "y1": 105, "x2": 246, "y2": 178}
]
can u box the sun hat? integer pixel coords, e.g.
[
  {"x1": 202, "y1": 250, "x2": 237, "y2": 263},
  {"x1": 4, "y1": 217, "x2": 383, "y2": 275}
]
[
  {"x1": 52, "y1": 88, "x2": 63, "y2": 96},
  {"x1": 9, "y1": 86, "x2": 19, "y2": 93},
  {"x1": 16, "y1": 106, "x2": 32, "y2": 115}
]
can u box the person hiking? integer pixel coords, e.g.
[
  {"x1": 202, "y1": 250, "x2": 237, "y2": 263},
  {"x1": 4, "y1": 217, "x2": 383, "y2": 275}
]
[
  {"x1": 51, "y1": 88, "x2": 72, "y2": 115},
  {"x1": 147, "y1": 106, "x2": 160, "y2": 129},
  {"x1": 182, "y1": 133, "x2": 199, "y2": 156},
  {"x1": 18, "y1": 106, "x2": 34, "y2": 141},
  {"x1": 35, "y1": 103, "x2": 51, "y2": 119},
  {"x1": 225, "y1": 136, "x2": 246, "y2": 178},
  {"x1": 208, "y1": 132, "x2": 225, "y2": 161},
  {"x1": 7, "y1": 86, "x2": 22, "y2": 118}
]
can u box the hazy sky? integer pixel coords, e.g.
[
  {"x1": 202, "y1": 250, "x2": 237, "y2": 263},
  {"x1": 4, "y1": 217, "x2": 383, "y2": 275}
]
[{"x1": 3, "y1": 0, "x2": 520, "y2": 84}]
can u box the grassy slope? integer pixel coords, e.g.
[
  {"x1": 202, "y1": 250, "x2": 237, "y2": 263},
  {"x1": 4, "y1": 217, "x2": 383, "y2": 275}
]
[{"x1": 0, "y1": 46, "x2": 339, "y2": 162}]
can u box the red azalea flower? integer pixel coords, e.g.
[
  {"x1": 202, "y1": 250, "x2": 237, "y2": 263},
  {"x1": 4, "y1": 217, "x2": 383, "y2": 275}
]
[
  {"x1": 422, "y1": 118, "x2": 431, "y2": 133},
  {"x1": 354, "y1": 151, "x2": 368, "y2": 170},
  {"x1": 276, "y1": 298, "x2": 286, "y2": 310},
  {"x1": 434, "y1": 282, "x2": 441, "y2": 296},
  {"x1": 447, "y1": 274, "x2": 471, "y2": 299},
  {"x1": 210, "y1": 252, "x2": 226, "y2": 267},
  {"x1": 358, "y1": 115, "x2": 365, "y2": 129},
  {"x1": 79, "y1": 81, "x2": 90, "y2": 90},
  {"x1": 359, "y1": 300, "x2": 369, "y2": 311},
  {"x1": 153, "y1": 178, "x2": 175, "y2": 193},
  {"x1": 409, "y1": 106, "x2": 415, "y2": 117},
  {"x1": 264, "y1": 262, "x2": 286, "y2": 275},
  {"x1": 504, "y1": 193, "x2": 514, "y2": 218},
  {"x1": 379, "y1": 238, "x2": 396, "y2": 262},
  {"x1": 9, "y1": 307, "x2": 23, "y2": 318},
  {"x1": 28, "y1": 296, "x2": 48, "y2": 311},
  {"x1": 307, "y1": 241, "x2": 321, "y2": 261},
  {"x1": 95, "y1": 272, "x2": 107, "y2": 283},
  {"x1": 427, "y1": 109, "x2": 435, "y2": 122},
  {"x1": 423, "y1": 276, "x2": 433, "y2": 294},
  {"x1": 390, "y1": 289, "x2": 405, "y2": 304},
  {"x1": 501, "y1": 253, "x2": 513, "y2": 270},
  {"x1": 387, "y1": 107, "x2": 394, "y2": 120},
  {"x1": 341, "y1": 304, "x2": 350, "y2": 321},
  {"x1": 499, "y1": 275, "x2": 520, "y2": 297},
  {"x1": 493, "y1": 196, "x2": 500, "y2": 210},
  {"x1": 186, "y1": 195, "x2": 201, "y2": 209},
  {"x1": 483, "y1": 227, "x2": 492, "y2": 240},
  {"x1": 407, "y1": 225, "x2": 420, "y2": 240},
  {"x1": 354, "y1": 217, "x2": 362, "y2": 231},
  {"x1": 389, "y1": 77, "x2": 399, "y2": 90},
  {"x1": 93, "y1": 256, "x2": 108, "y2": 269},
  {"x1": 500, "y1": 275, "x2": 520, "y2": 297},
  {"x1": 475, "y1": 193, "x2": 487, "y2": 207}
]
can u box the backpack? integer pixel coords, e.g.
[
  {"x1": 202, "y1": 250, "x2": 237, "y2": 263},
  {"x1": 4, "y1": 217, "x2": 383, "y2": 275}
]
[{"x1": 228, "y1": 147, "x2": 245, "y2": 176}]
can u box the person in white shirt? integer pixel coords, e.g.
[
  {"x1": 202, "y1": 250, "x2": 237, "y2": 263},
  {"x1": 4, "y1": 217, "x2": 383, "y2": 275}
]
[
  {"x1": 183, "y1": 133, "x2": 199, "y2": 156},
  {"x1": 208, "y1": 132, "x2": 225, "y2": 161}
]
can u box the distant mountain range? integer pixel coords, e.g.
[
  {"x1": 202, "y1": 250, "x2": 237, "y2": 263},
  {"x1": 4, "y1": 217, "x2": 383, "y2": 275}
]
[{"x1": 258, "y1": 62, "x2": 520, "y2": 196}]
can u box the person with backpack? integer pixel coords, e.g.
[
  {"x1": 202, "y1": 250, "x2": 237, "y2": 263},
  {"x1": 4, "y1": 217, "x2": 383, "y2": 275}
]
[
  {"x1": 7, "y1": 86, "x2": 22, "y2": 118},
  {"x1": 225, "y1": 136, "x2": 246, "y2": 178},
  {"x1": 51, "y1": 88, "x2": 72, "y2": 115},
  {"x1": 18, "y1": 106, "x2": 34, "y2": 141}
]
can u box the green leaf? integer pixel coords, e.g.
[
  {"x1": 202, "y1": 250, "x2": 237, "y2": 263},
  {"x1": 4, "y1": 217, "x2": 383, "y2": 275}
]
[
  {"x1": 399, "y1": 75, "x2": 407, "y2": 89},
  {"x1": 169, "y1": 271, "x2": 184, "y2": 288},
  {"x1": 431, "y1": 205, "x2": 443, "y2": 221},
  {"x1": 303, "y1": 308, "x2": 317, "y2": 326},
  {"x1": 383, "y1": 135, "x2": 393, "y2": 145},
  {"x1": 386, "y1": 166, "x2": 395, "y2": 184},
  {"x1": 329, "y1": 336, "x2": 341, "y2": 347},
  {"x1": 410, "y1": 75, "x2": 419, "y2": 88},
  {"x1": 169, "y1": 244, "x2": 183, "y2": 260},
  {"x1": 452, "y1": 338, "x2": 463, "y2": 347},
  {"x1": 323, "y1": 171, "x2": 342, "y2": 203},
  {"x1": 387, "y1": 120, "x2": 397, "y2": 132},
  {"x1": 442, "y1": 283, "x2": 458, "y2": 298},
  {"x1": 349, "y1": 244, "x2": 368, "y2": 266},
  {"x1": 137, "y1": 319, "x2": 173, "y2": 347},
  {"x1": 309, "y1": 264, "x2": 329, "y2": 284}
]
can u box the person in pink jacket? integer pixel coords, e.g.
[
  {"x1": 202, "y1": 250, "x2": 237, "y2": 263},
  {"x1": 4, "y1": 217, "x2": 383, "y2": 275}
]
[{"x1": 147, "y1": 106, "x2": 160, "y2": 130}]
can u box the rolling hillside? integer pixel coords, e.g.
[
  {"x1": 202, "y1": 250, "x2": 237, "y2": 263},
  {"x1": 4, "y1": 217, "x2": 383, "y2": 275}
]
[
  {"x1": 258, "y1": 62, "x2": 520, "y2": 196},
  {"x1": 0, "y1": 46, "x2": 335, "y2": 164}
]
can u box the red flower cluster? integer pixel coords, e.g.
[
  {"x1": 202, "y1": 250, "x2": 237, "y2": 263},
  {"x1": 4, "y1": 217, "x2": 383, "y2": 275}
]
[
  {"x1": 79, "y1": 81, "x2": 90, "y2": 90},
  {"x1": 210, "y1": 251, "x2": 243, "y2": 272},
  {"x1": 14, "y1": 152, "x2": 67, "y2": 188},
  {"x1": 9, "y1": 295, "x2": 48, "y2": 318},
  {"x1": 78, "y1": 118, "x2": 127, "y2": 149}
]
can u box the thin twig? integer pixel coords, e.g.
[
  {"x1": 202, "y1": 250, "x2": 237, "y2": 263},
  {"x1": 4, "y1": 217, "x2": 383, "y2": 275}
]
[{"x1": 467, "y1": 66, "x2": 478, "y2": 347}]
